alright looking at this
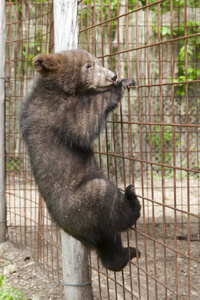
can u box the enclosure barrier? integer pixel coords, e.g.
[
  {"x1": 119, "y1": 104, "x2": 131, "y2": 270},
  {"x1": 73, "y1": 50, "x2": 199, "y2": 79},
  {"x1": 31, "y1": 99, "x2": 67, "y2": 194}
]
[
  {"x1": 3, "y1": 0, "x2": 200, "y2": 299},
  {"x1": 0, "y1": 0, "x2": 6, "y2": 243}
]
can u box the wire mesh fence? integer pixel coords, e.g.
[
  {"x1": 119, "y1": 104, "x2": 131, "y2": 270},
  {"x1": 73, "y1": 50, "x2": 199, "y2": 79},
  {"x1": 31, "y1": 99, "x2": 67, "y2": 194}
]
[
  {"x1": 4, "y1": 0, "x2": 200, "y2": 299},
  {"x1": 5, "y1": 0, "x2": 62, "y2": 281}
]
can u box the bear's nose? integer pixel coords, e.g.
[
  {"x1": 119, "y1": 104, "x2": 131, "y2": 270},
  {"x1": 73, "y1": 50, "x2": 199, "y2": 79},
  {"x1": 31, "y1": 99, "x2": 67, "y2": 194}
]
[
  {"x1": 112, "y1": 74, "x2": 117, "y2": 81},
  {"x1": 109, "y1": 71, "x2": 117, "y2": 81}
]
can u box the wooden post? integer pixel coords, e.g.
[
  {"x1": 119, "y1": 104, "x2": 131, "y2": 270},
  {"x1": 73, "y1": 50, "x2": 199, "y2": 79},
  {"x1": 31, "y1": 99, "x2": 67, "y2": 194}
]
[
  {"x1": 53, "y1": 1, "x2": 93, "y2": 299},
  {"x1": 0, "y1": 0, "x2": 6, "y2": 243},
  {"x1": 53, "y1": 0, "x2": 79, "y2": 53},
  {"x1": 61, "y1": 230, "x2": 92, "y2": 300}
]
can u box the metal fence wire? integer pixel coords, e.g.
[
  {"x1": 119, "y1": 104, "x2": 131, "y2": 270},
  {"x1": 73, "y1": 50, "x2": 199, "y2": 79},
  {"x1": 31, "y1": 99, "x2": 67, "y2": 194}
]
[{"x1": 5, "y1": 0, "x2": 200, "y2": 299}]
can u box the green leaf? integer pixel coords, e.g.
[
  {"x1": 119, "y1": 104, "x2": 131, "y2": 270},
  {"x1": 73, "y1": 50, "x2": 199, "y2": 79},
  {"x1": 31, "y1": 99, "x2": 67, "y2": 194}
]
[{"x1": 161, "y1": 27, "x2": 171, "y2": 36}]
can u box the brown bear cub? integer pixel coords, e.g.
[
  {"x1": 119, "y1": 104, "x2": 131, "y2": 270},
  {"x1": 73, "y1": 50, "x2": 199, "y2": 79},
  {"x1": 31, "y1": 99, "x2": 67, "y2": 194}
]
[{"x1": 20, "y1": 49, "x2": 141, "y2": 272}]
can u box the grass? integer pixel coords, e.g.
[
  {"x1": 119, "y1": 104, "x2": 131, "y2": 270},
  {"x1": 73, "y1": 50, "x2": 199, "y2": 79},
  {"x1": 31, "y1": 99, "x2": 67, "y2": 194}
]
[{"x1": 0, "y1": 275, "x2": 26, "y2": 300}]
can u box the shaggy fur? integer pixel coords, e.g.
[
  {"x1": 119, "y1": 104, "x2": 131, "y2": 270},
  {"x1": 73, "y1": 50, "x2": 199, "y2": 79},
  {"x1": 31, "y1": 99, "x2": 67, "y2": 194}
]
[{"x1": 20, "y1": 49, "x2": 141, "y2": 271}]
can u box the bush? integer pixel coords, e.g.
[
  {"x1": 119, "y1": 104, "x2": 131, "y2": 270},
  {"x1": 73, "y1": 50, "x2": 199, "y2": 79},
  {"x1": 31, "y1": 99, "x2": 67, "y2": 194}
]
[{"x1": 0, "y1": 275, "x2": 26, "y2": 300}]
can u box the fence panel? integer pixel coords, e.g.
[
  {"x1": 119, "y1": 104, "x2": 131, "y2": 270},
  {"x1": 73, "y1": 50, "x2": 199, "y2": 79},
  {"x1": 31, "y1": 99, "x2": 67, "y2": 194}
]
[
  {"x1": 5, "y1": 0, "x2": 200, "y2": 299},
  {"x1": 5, "y1": 0, "x2": 62, "y2": 281},
  {"x1": 79, "y1": 1, "x2": 200, "y2": 299}
]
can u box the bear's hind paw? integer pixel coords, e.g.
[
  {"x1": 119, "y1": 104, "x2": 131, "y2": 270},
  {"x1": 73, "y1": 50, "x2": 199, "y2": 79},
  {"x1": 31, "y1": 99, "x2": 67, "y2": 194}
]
[{"x1": 102, "y1": 247, "x2": 141, "y2": 272}]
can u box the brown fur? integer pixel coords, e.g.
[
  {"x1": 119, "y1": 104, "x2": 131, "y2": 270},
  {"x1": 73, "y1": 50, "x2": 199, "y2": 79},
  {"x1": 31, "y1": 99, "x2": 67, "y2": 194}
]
[{"x1": 20, "y1": 49, "x2": 141, "y2": 271}]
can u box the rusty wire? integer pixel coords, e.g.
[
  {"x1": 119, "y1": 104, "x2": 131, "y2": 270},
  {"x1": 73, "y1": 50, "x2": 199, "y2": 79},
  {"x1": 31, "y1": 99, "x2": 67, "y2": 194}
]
[{"x1": 5, "y1": 0, "x2": 200, "y2": 299}]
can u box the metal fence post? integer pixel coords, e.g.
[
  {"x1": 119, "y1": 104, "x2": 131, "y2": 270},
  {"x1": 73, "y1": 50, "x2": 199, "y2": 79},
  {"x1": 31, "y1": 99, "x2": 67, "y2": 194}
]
[
  {"x1": 0, "y1": 0, "x2": 6, "y2": 243},
  {"x1": 53, "y1": 1, "x2": 93, "y2": 299}
]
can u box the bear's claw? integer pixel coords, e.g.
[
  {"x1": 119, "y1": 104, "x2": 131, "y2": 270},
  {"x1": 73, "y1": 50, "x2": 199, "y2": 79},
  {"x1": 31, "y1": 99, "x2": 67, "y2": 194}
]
[{"x1": 122, "y1": 78, "x2": 136, "y2": 89}]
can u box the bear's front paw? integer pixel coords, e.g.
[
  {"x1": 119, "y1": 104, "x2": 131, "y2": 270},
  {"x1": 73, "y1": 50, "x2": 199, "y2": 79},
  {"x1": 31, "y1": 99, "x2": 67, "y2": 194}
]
[
  {"x1": 125, "y1": 184, "x2": 137, "y2": 200},
  {"x1": 125, "y1": 184, "x2": 141, "y2": 218},
  {"x1": 122, "y1": 78, "x2": 136, "y2": 90}
]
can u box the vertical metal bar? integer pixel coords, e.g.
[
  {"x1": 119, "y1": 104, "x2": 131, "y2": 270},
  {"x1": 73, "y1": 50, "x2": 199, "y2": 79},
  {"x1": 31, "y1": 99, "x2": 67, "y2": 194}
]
[
  {"x1": 12, "y1": 0, "x2": 17, "y2": 245},
  {"x1": 106, "y1": 268, "x2": 111, "y2": 300},
  {"x1": 80, "y1": 0, "x2": 84, "y2": 49},
  {"x1": 100, "y1": 0, "x2": 104, "y2": 62},
  {"x1": 145, "y1": 1, "x2": 151, "y2": 298},
  {"x1": 117, "y1": 0, "x2": 126, "y2": 190},
  {"x1": 125, "y1": 1, "x2": 134, "y2": 298},
  {"x1": 103, "y1": 1, "x2": 111, "y2": 181},
  {"x1": 184, "y1": 1, "x2": 191, "y2": 298},
  {"x1": 97, "y1": 259, "x2": 102, "y2": 299},
  {"x1": 87, "y1": 0, "x2": 90, "y2": 52},
  {"x1": 157, "y1": 2, "x2": 167, "y2": 299},
  {"x1": 6, "y1": 0, "x2": 12, "y2": 242},
  {"x1": 108, "y1": 0, "x2": 118, "y2": 187},
  {"x1": 20, "y1": 0, "x2": 26, "y2": 246},
  {"x1": 170, "y1": 0, "x2": 179, "y2": 298},
  {"x1": 93, "y1": 1, "x2": 97, "y2": 56},
  {"x1": 0, "y1": 0, "x2": 6, "y2": 243},
  {"x1": 135, "y1": 1, "x2": 142, "y2": 298},
  {"x1": 53, "y1": 1, "x2": 92, "y2": 299}
]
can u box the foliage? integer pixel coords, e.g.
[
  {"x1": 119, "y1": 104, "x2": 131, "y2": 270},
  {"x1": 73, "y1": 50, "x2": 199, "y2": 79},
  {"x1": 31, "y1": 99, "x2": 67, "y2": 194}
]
[
  {"x1": 147, "y1": 122, "x2": 180, "y2": 176},
  {"x1": 0, "y1": 275, "x2": 26, "y2": 300},
  {"x1": 23, "y1": 27, "x2": 46, "y2": 71},
  {"x1": 6, "y1": 157, "x2": 22, "y2": 173},
  {"x1": 172, "y1": 46, "x2": 199, "y2": 96},
  {"x1": 152, "y1": 13, "x2": 200, "y2": 97},
  {"x1": 148, "y1": 0, "x2": 200, "y2": 14},
  {"x1": 6, "y1": 0, "x2": 49, "y2": 16},
  {"x1": 169, "y1": 21, "x2": 200, "y2": 96}
]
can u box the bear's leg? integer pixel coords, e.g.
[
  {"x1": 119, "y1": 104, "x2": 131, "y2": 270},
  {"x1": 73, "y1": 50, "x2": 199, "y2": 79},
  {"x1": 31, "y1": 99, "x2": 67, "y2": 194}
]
[
  {"x1": 96, "y1": 231, "x2": 140, "y2": 272},
  {"x1": 72, "y1": 179, "x2": 140, "y2": 235}
]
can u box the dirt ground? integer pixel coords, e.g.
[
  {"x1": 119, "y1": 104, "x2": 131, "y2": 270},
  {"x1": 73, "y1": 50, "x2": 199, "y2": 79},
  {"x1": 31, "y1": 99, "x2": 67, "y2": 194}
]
[
  {"x1": 1, "y1": 234, "x2": 200, "y2": 300},
  {"x1": 2, "y1": 178, "x2": 200, "y2": 299},
  {"x1": 0, "y1": 241, "x2": 64, "y2": 299}
]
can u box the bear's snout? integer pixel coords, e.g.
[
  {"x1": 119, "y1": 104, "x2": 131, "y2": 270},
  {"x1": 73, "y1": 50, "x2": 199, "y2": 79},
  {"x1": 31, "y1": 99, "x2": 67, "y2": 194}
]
[{"x1": 108, "y1": 71, "x2": 117, "y2": 82}]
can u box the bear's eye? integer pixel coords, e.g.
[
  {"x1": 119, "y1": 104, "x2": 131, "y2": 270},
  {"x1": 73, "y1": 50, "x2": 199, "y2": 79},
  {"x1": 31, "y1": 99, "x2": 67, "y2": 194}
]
[{"x1": 86, "y1": 64, "x2": 92, "y2": 69}]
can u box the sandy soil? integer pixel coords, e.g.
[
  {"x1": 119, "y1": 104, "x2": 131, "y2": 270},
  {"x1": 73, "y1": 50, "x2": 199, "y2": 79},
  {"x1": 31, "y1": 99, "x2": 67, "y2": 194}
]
[
  {"x1": 1, "y1": 234, "x2": 200, "y2": 300},
  {"x1": 0, "y1": 241, "x2": 64, "y2": 300},
  {"x1": 2, "y1": 177, "x2": 200, "y2": 299}
]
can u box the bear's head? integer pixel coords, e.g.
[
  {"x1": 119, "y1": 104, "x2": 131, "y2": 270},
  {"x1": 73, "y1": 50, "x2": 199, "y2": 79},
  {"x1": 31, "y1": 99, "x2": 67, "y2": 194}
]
[{"x1": 33, "y1": 49, "x2": 117, "y2": 95}]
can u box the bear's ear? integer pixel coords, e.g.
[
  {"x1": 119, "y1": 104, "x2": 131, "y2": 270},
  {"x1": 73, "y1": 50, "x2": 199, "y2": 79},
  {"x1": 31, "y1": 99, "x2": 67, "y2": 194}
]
[{"x1": 33, "y1": 54, "x2": 62, "y2": 73}]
